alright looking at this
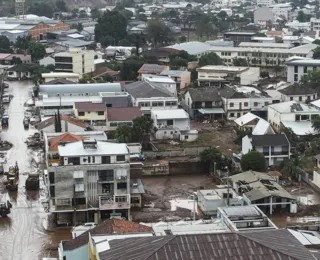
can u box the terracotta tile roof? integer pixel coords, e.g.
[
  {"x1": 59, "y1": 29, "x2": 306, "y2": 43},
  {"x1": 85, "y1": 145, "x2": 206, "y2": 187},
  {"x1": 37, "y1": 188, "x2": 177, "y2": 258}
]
[
  {"x1": 138, "y1": 64, "x2": 168, "y2": 74},
  {"x1": 43, "y1": 79, "x2": 76, "y2": 85},
  {"x1": 48, "y1": 132, "x2": 83, "y2": 151},
  {"x1": 62, "y1": 219, "x2": 153, "y2": 251},
  {"x1": 74, "y1": 102, "x2": 106, "y2": 112},
  {"x1": 107, "y1": 107, "x2": 142, "y2": 122},
  {"x1": 35, "y1": 114, "x2": 86, "y2": 130}
]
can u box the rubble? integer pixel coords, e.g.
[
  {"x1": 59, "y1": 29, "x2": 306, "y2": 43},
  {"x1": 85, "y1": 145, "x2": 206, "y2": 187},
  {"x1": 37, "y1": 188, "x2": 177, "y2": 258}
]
[
  {"x1": 25, "y1": 132, "x2": 44, "y2": 148},
  {"x1": 0, "y1": 140, "x2": 13, "y2": 151}
]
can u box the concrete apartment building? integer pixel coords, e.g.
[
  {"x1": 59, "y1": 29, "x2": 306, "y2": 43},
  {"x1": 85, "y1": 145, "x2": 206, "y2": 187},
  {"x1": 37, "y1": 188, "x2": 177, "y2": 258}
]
[
  {"x1": 254, "y1": 8, "x2": 273, "y2": 28},
  {"x1": 55, "y1": 48, "x2": 95, "y2": 78},
  {"x1": 286, "y1": 58, "x2": 320, "y2": 83},
  {"x1": 46, "y1": 139, "x2": 131, "y2": 226},
  {"x1": 223, "y1": 32, "x2": 256, "y2": 46}
]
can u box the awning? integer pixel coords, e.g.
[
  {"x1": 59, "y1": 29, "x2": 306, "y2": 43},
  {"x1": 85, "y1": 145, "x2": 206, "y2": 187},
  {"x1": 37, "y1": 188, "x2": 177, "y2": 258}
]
[{"x1": 198, "y1": 108, "x2": 225, "y2": 114}]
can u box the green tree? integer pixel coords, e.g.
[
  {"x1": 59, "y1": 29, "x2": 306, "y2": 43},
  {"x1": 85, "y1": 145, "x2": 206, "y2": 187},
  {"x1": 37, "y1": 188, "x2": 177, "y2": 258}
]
[
  {"x1": 132, "y1": 116, "x2": 153, "y2": 142},
  {"x1": 28, "y1": 42, "x2": 46, "y2": 60},
  {"x1": 95, "y1": 10, "x2": 127, "y2": 44},
  {"x1": 240, "y1": 151, "x2": 266, "y2": 172},
  {"x1": 233, "y1": 58, "x2": 248, "y2": 66},
  {"x1": 312, "y1": 115, "x2": 320, "y2": 133},
  {"x1": 0, "y1": 36, "x2": 11, "y2": 53},
  {"x1": 54, "y1": 111, "x2": 62, "y2": 132},
  {"x1": 79, "y1": 10, "x2": 88, "y2": 18},
  {"x1": 169, "y1": 57, "x2": 188, "y2": 69},
  {"x1": 300, "y1": 69, "x2": 320, "y2": 89},
  {"x1": 12, "y1": 56, "x2": 22, "y2": 64},
  {"x1": 313, "y1": 46, "x2": 320, "y2": 59},
  {"x1": 14, "y1": 36, "x2": 32, "y2": 50},
  {"x1": 147, "y1": 19, "x2": 172, "y2": 47},
  {"x1": 313, "y1": 39, "x2": 320, "y2": 45},
  {"x1": 120, "y1": 56, "x2": 145, "y2": 80},
  {"x1": 136, "y1": 13, "x2": 147, "y2": 22},
  {"x1": 115, "y1": 124, "x2": 133, "y2": 143},
  {"x1": 297, "y1": 11, "x2": 311, "y2": 22},
  {"x1": 118, "y1": 38, "x2": 131, "y2": 46},
  {"x1": 200, "y1": 147, "x2": 223, "y2": 174},
  {"x1": 91, "y1": 8, "x2": 102, "y2": 20},
  {"x1": 198, "y1": 52, "x2": 224, "y2": 67},
  {"x1": 56, "y1": 0, "x2": 68, "y2": 12},
  {"x1": 28, "y1": 3, "x2": 54, "y2": 18},
  {"x1": 179, "y1": 36, "x2": 187, "y2": 43}
]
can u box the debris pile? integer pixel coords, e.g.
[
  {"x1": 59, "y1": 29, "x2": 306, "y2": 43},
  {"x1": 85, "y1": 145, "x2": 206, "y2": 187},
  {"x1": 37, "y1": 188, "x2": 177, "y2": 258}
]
[
  {"x1": 25, "y1": 133, "x2": 44, "y2": 148},
  {"x1": 0, "y1": 140, "x2": 13, "y2": 151},
  {"x1": 26, "y1": 172, "x2": 39, "y2": 190}
]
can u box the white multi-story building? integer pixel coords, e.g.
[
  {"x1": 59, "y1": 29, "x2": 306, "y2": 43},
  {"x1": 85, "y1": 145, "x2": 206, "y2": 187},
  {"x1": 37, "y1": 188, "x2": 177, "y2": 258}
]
[
  {"x1": 196, "y1": 65, "x2": 260, "y2": 87},
  {"x1": 55, "y1": 48, "x2": 95, "y2": 78},
  {"x1": 257, "y1": 0, "x2": 274, "y2": 7},
  {"x1": 285, "y1": 20, "x2": 311, "y2": 31},
  {"x1": 286, "y1": 58, "x2": 320, "y2": 83},
  {"x1": 270, "y1": 3, "x2": 292, "y2": 21},
  {"x1": 209, "y1": 43, "x2": 317, "y2": 67},
  {"x1": 151, "y1": 109, "x2": 198, "y2": 141},
  {"x1": 310, "y1": 17, "x2": 320, "y2": 31},
  {"x1": 46, "y1": 139, "x2": 131, "y2": 226}
]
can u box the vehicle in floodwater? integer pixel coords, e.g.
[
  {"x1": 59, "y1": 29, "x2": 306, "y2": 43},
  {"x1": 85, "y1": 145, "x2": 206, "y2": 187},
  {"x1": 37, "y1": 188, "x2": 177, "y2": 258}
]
[{"x1": 0, "y1": 200, "x2": 12, "y2": 217}]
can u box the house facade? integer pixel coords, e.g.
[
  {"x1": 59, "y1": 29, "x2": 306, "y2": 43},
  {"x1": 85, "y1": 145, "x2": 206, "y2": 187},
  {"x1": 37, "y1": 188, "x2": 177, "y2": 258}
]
[
  {"x1": 151, "y1": 109, "x2": 198, "y2": 141},
  {"x1": 160, "y1": 70, "x2": 191, "y2": 90},
  {"x1": 286, "y1": 58, "x2": 320, "y2": 84},
  {"x1": 279, "y1": 84, "x2": 318, "y2": 102},
  {"x1": 46, "y1": 140, "x2": 131, "y2": 226},
  {"x1": 106, "y1": 107, "x2": 142, "y2": 131},
  {"x1": 73, "y1": 102, "x2": 106, "y2": 130}
]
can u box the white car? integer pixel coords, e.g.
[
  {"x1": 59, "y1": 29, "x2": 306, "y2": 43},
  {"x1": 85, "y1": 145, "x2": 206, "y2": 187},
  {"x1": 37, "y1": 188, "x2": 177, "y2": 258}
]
[
  {"x1": 2, "y1": 94, "x2": 10, "y2": 103},
  {"x1": 72, "y1": 222, "x2": 96, "y2": 238}
]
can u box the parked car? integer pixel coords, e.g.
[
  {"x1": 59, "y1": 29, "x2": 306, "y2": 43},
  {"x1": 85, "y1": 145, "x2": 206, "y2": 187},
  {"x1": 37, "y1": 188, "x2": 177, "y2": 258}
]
[
  {"x1": 3, "y1": 82, "x2": 9, "y2": 88},
  {"x1": 2, "y1": 94, "x2": 10, "y2": 103}
]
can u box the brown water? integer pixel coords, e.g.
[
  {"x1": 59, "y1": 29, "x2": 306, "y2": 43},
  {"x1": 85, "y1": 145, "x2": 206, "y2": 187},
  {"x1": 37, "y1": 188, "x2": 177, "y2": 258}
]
[{"x1": 0, "y1": 81, "x2": 71, "y2": 260}]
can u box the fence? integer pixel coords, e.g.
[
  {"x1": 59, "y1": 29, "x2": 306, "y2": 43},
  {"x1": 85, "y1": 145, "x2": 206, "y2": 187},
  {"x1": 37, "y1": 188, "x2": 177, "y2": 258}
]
[{"x1": 144, "y1": 146, "x2": 211, "y2": 159}]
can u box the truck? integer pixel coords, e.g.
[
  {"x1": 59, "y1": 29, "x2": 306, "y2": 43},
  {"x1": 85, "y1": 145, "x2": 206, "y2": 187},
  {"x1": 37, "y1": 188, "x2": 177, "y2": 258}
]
[
  {"x1": 25, "y1": 172, "x2": 39, "y2": 190},
  {"x1": 0, "y1": 200, "x2": 12, "y2": 217},
  {"x1": 4, "y1": 162, "x2": 19, "y2": 191}
]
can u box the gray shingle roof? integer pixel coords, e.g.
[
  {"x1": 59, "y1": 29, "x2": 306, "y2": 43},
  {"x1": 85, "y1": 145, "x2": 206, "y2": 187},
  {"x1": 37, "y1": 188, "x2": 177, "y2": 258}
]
[
  {"x1": 188, "y1": 88, "x2": 222, "y2": 102},
  {"x1": 99, "y1": 230, "x2": 315, "y2": 260},
  {"x1": 124, "y1": 81, "x2": 172, "y2": 98},
  {"x1": 279, "y1": 84, "x2": 317, "y2": 96},
  {"x1": 252, "y1": 134, "x2": 289, "y2": 147},
  {"x1": 160, "y1": 70, "x2": 185, "y2": 77}
]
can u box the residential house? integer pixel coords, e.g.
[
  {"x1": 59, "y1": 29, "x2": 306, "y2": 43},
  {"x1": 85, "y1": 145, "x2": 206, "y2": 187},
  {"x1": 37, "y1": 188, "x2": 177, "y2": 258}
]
[
  {"x1": 310, "y1": 17, "x2": 320, "y2": 31},
  {"x1": 59, "y1": 219, "x2": 153, "y2": 260},
  {"x1": 160, "y1": 69, "x2": 191, "y2": 90},
  {"x1": 197, "y1": 186, "x2": 243, "y2": 216},
  {"x1": 268, "y1": 101, "x2": 320, "y2": 135},
  {"x1": 137, "y1": 64, "x2": 169, "y2": 80},
  {"x1": 231, "y1": 171, "x2": 297, "y2": 214},
  {"x1": 73, "y1": 102, "x2": 106, "y2": 130},
  {"x1": 279, "y1": 84, "x2": 318, "y2": 102},
  {"x1": 182, "y1": 88, "x2": 224, "y2": 119},
  {"x1": 46, "y1": 139, "x2": 131, "y2": 226},
  {"x1": 130, "y1": 179, "x2": 145, "y2": 208},
  {"x1": 2, "y1": 29, "x2": 28, "y2": 43},
  {"x1": 242, "y1": 134, "x2": 290, "y2": 167},
  {"x1": 219, "y1": 86, "x2": 272, "y2": 120},
  {"x1": 106, "y1": 107, "x2": 142, "y2": 131},
  {"x1": 217, "y1": 205, "x2": 278, "y2": 231},
  {"x1": 124, "y1": 81, "x2": 178, "y2": 115},
  {"x1": 55, "y1": 48, "x2": 95, "y2": 78},
  {"x1": 41, "y1": 72, "x2": 80, "y2": 83},
  {"x1": 35, "y1": 114, "x2": 87, "y2": 133},
  {"x1": 209, "y1": 43, "x2": 317, "y2": 67},
  {"x1": 80, "y1": 26, "x2": 95, "y2": 41},
  {"x1": 254, "y1": 8, "x2": 273, "y2": 27},
  {"x1": 96, "y1": 229, "x2": 315, "y2": 260},
  {"x1": 196, "y1": 65, "x2": 260, "y2": 87},
  {"x1": 234, "y1": 112, "x2": 274, "y2": 135},
  {"x1": 286, "y1": 58, "x2": 320, "y2": 84},
  {"x1": 151, "y1": 109, "x2": 198, "y2": 141},
  {"x1": 223, "y1": 32, "x2": 257, "y2": 46},
  {"x1": 6, "y1": 63, "x2": 35, "y2": 80}
]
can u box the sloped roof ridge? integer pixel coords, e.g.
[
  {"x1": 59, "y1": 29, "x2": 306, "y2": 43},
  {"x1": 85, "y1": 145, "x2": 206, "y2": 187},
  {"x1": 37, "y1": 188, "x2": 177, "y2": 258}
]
[{"x1": 143, "y1": 235, "x2": 177, "y2": 260}]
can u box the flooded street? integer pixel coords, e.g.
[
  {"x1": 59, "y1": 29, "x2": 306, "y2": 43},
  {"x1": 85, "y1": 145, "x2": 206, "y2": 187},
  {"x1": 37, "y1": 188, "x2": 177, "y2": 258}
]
[{"x1": 0, "y1": 81, "x2": 71, "y2": 260}]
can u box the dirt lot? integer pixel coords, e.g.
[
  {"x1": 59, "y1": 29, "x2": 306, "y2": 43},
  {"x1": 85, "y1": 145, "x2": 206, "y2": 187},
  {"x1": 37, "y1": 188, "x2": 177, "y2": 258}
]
[
  {"x1": 131, "y1": 175, "x2": 214, "y2": 222},
  {"x1": 154, "y1": 121, "x2": 240, "y2": 155}
]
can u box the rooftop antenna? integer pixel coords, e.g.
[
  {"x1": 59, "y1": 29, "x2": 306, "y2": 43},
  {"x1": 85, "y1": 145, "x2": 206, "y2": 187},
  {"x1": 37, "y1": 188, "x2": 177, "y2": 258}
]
[{"x1": 15, "y1": 0, "x2": 25, "y2": 19}]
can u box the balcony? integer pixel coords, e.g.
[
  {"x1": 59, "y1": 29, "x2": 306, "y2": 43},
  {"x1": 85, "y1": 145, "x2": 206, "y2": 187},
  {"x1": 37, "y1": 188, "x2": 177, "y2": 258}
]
[
  {"x1": 99, "y1": 195, "x2": 130, "y2": 210},
  {"x1": 98, "y1": 177, "x2": 114, "y2": 183},
  {"x1": 271, "y1": 151, "x2": 289, "y2": 156},
  {"x1": 52, "y1": 203, "x2": 88, "y2": 212},
  {"x1": 115, "y1": 175, "x2": 127, "y2": 182}
]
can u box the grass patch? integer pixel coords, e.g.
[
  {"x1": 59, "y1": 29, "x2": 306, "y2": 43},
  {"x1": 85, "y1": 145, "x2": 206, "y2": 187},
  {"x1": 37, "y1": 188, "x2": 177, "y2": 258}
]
[
  {"x1": 182, "y1": 132, "x2": 216, "y2": 147},
  {"x1": 299, "y1": 156, "x2": 314, "y2": 174}
]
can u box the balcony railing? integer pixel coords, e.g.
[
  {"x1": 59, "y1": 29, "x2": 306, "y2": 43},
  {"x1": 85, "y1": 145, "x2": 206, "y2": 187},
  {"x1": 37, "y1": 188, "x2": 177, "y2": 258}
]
[
  {"x1": 115, "y1": 176, "x2": 127, "y2": 182},
  {"x1": 271, "y1": 151, "x2": 289, "y2": 156},
  {"x1": 99, "y1": 195, "x2": 130, "y2": 210}
]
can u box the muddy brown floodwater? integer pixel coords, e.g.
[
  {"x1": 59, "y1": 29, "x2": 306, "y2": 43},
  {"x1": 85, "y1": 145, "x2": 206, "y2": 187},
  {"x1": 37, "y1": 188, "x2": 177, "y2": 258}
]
[{"x1": 0, "y1": 81, "x2": 71, "y2": 260}]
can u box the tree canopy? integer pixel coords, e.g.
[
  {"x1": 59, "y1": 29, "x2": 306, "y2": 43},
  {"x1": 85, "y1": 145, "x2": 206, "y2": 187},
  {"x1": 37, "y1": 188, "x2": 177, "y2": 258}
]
[
  {"x1": 240, "y1": 151, "x2": 266, "y2": 172},
  {"x1": 95, "y1": 10, "x2": 128, "y2": 45},
  {"x1": 0, "y1": 36, "x2": 11, "y2": 53},
  {"x1": 14, "y1": 36, "x2": 32, "y2": 50},
  {"x1": 233, "y1": 58, "x2": 248, "y2": 66},
  {"x1": 56, "y1": 0, "x2": 68, "y2": 12},
  {"x1": 200, "y1": 147, "x2": 230, "y2": 174},
  {"x1": 28, "y1": 42, "x2": 46, "y2": 61},
  {"x1": 115, "y1": 124, "x2": 133, "y2": 143},
  {"x1": 198, "y1": 52, "x2": 224, "y2": 67},
  {"x1": 28, "y1": 3, "x2": 54, "y2": 18},
  {"x1": 147, "y1": 20, "x2": 173, "y2": 47},
  {"x1": 300, "y1": 69, "x2": 320, "y2": 90},
  {"x1": 120, "y1": 56, "x2": 145, "y2": 81},
  {"x1": 312, "y1": 115, "x2": 320, "y2": 134}
]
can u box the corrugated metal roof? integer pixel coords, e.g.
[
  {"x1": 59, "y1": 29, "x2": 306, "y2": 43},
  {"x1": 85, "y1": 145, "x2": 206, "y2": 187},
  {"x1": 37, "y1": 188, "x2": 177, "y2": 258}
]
[{"x1": 39, "y1": 83, "x2": 121, "y2": 94}]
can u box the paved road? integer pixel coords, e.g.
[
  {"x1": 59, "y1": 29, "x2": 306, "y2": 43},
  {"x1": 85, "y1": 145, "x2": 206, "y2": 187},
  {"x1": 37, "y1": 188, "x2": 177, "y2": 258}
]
[{"x1": 0, "y1": 81, "x2": 64, "y2": 260}]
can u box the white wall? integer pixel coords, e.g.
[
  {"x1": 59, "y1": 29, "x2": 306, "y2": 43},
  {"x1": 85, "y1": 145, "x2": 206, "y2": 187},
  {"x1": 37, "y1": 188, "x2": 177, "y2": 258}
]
[
  {"x1": 240, "y1": 68, "x2": 260, "y2": 85},
  {"x1": 313, "y1": 170, "x2": 320, "y2": 189},
  {"x1": 281, "y1": 93, "x2": 318, "y2": 102},
  {"x1": 287, "y1": 64, "x2": 320, "y2": 84},
  {"x1": 241, "y1": 135, "x2": 252, "y2": 154}
]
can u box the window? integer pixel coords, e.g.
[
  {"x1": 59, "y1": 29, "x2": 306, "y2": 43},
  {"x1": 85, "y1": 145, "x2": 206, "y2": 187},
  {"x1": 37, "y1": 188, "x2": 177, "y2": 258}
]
[
  {"x1": 117, "y1": 182, "x2": 127, "y2": 189},
  {"x1": 244, "y1": 102, "x2": 248, "y2": 107},
  {"x1": 229, "y1": 102, "x2": 234, "y2": 107},
  {"x1": 165, "y1": 101, "x2": 177, "y2": 106},
  {"x1": 299, "y1": 96, "x2": 302, "y2": 101},
  {"x1": 254, "y1": 102, "x2": 258, "y2": 107},
  {"x1": 290, "y1": 97, "x2": 293, "y2": 101},
  {"x1": 185, "y1": 135, "x2": 189, "y2": 140},
  {"x1": 116, "y1": 155, "x2": 125, "y2": 161},
  {"x1": 75, "y1": 183, "x2": 84, "y2": 192},
  {"x1": 101, "y1": 156, "x2": 111, "y2": 164},
  {"x1": 78, "y1": 112, "x2": 85, "y2": 116},
  {"x1": 97, "y1": 111, "x2": 104, "y2": 115},
  {"x1": 304, "y1": 66, "x2": 308, "y2": 73},
  {"x1": 152, "y1": 101, "x2": 163, "y2": 107},
  {"x1": 49, "y1": 172, "x2": 55, "y2": 184},
  {"x1": 139, "y1": 102, "x2": 150, "y2": 107},
  {"x1": 98, "y1": 170, "x2": 114, "y2": 181},
  {"x1": 56, "y1": 198, "x2": 71, "y2": 205},
  {"x1": 294, "y1": 74, "x2": 298, "y2": 82},
  {"x1": 115, "y1": 196, "x2": 127, "y2": 203},
  {"x1": 301, "y1": 115, "x2": 309, "y2": 120},
  {"x1": 92, "y1": 156, "x2": 95, "y2": 163},
  {"x1": 167, "y1": 120, "x2": 173, "y2": 126},
  {"x1": 205, "y1": 101, "x2": 212, "y2": 108},
  {"x1": 264, "y1": 102, "x2": 269, "y2": 106},
  {"x1": 230, "y1": 113, "x2": 234, "y2": 117}
]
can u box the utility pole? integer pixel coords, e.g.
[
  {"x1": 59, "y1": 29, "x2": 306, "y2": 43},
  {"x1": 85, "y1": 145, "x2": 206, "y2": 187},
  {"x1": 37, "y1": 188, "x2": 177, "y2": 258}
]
[{"x1": 226, "y1": 166, "x2": 230, "y2": 206}]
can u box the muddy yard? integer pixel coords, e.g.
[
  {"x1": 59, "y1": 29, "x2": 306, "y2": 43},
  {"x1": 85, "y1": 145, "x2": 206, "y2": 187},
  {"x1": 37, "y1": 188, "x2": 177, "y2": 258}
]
[{"x1": 131, "y1": 175, "x2": 214, "y2": 222}]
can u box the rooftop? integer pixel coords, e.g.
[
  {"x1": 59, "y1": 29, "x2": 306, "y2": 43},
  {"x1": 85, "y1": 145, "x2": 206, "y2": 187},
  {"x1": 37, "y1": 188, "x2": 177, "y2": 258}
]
[
  {"x1": 224, "y1": 31, "x2": 257, "y2": 35},
  {"x1": 39, "y1": 83, "x2": 121, "y2": 94},
  {"x1": 151, "y1": 109, "x2": 189, "y2": 120},
  {"x1": 197, "y1": 65, "x2": 248, "y2": 72},
  {"x1": 98, "y1": 230, "x2": 315, "y2": 260},
  {"x1": 268, "y1": 100, "x2": 320, "y2": 113},
  {"x1": 142, "y1": 74, "x2": 176, "y2": 83},
  {"x1": 62, "y1": 219, "x2": 153, "y2": 251},
  {"x1": 251, "y1": 134, "x2": 289, "y2": 146},
  {"x1": 74, "y1": 102, "x2": 106, "y2": 112},
  {"x1": 58, "y1": 140, "x2": 129, "y2": 157},
  {"x1": 234, "y1": 112, "x2": 260, "y2": 127},
  {"x1": 187, "y1": 88, "x2": 221, "y2": 102},
  {"x1": 107, "y1": 107, "x2": 142, "y2": 122},
  {"x1": 160, "y1": 70, "x2": 186, "y2": 77},
  {"x1": 124, "y1": 81, "x2": 173, "y2": 98},
  {"x1": 35, "y1": 114, "x2": 86, "y2": 130},
  {"x1": 138, "y1": 64, "x2": 167, "y2": 73},
  {"x1": 281, "y1": 120, "x2": 316, "y2": 136},
  {"x1": 239, "y1": 42, "x2": 291, "y2": 48},
  {"x1": 48, "y1": 132, "x2": 83, "y2": 151},
  {"x1": 162, "y1": 41, "x2": 211, "y2": 55},
  {"x1": 279, "y1": 84, "x2": 317, "y2": 96},
  {"x1": 287, "y1": 58, "x2": 320, "y2": 66}
]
